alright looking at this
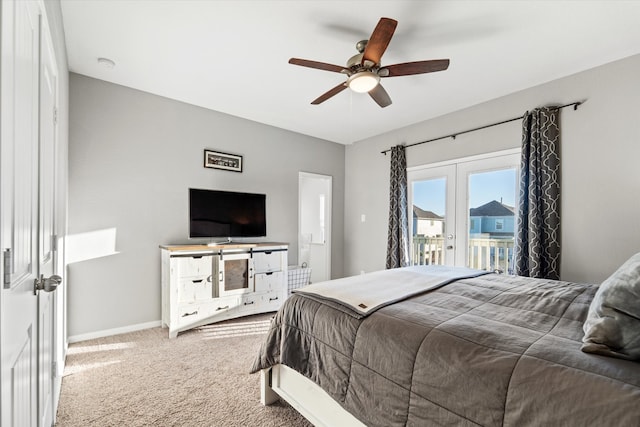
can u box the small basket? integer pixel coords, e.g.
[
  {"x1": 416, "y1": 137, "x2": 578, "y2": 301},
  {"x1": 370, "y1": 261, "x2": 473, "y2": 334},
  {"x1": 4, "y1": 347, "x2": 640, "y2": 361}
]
[{"x1": 287, "y1": 263, "x2": 312, "y2": 296}]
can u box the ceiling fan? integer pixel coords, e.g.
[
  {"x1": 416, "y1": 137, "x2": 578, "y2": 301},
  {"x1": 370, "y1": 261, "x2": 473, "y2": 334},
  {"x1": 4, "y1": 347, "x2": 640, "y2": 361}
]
[{"x1": 289, "y1": 17, "x2": 450, "y2": 108}]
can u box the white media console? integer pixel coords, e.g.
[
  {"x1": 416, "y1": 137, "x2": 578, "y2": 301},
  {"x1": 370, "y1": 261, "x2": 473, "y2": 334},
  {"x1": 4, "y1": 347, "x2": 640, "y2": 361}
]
[{"x1": 160, "y1": 242, "x2": 288, "y2": 338}]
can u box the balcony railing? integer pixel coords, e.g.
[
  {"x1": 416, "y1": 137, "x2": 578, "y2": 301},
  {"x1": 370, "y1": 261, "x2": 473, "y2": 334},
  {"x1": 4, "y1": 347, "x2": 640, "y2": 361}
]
[
  {"x1": 412, "y1": 236, "x2": 515, "y2": 273},
  {"x1": 412, "y1": 236, "x2": 446, "y2": 266}
]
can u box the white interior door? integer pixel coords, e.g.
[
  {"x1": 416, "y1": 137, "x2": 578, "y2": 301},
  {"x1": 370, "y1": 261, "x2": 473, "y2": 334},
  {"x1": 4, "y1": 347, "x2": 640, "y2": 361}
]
[
  {"x1": 2, "y1": 2, "x2": 60, "y2": 425},
  {"x1": 1, "y1": 1, "x2": 41, "y2": 425},
  {"x1": 298, "y1": 172, "x2": 332, "y2": 283},
  {"x1": 37, "y1": 15, "x2": 59, "y2": 427}
]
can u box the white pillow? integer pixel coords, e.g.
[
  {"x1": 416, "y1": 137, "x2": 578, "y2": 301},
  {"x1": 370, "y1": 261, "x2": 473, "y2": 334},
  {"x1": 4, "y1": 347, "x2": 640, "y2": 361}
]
[{"x1": 582, "y1": 252, "x2": 640, "y2": 361}]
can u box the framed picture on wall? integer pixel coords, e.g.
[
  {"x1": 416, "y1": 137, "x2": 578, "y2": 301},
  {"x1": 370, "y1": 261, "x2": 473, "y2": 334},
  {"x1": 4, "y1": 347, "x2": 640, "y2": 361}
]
[{"x1": 204, "y1": 149, "x2": 243, "y2": 172}]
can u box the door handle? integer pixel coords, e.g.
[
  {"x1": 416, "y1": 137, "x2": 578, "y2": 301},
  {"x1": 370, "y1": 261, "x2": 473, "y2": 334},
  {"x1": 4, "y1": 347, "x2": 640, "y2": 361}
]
[
  {"x1": 34, "y1": 274, "x2": 62, "y2": 294},
  {"x1": 447, "y1": 234, "x2": 454, "y2": 250}
]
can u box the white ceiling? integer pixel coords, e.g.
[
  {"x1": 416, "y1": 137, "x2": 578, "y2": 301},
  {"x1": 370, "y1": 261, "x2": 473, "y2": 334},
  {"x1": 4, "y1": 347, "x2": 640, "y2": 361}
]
[{"x1": 60, "y1": 0, "x2": 640, "y2": 145}]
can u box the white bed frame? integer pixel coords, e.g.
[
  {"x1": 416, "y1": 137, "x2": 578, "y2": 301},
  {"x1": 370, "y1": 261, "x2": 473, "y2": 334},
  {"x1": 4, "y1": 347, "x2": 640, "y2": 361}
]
[{"x1": 260, "y1": 365, "x2": 365, "y2": 427}]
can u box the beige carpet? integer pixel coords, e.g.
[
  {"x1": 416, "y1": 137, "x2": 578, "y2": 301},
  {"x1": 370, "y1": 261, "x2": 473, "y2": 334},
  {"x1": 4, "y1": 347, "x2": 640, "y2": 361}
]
[{"x1": 56, "y1": 313, "x2": 312, "y2": 426}]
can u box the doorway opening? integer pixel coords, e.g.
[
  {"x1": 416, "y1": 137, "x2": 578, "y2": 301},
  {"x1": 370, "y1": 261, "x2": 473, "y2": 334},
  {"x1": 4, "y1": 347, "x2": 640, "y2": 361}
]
[{"x1": 298, "y1": 172, "x2": 332, "y2": 283}]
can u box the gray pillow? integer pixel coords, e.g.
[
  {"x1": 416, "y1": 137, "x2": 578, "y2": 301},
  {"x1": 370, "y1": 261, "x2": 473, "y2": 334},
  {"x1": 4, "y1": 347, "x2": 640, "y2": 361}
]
[{"x1": 582, "y1": 252, "x2": 640, "y2": 361}]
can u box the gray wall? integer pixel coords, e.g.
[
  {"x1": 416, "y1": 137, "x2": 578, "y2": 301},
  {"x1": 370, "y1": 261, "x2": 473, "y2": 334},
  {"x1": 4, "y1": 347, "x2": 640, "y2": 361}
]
[
  {"x1": 345, "y1": 54, "x2": 640, "y2": 284},
  {"x1": 68, "y1": 74, "x2": 344, "y2": 337}
]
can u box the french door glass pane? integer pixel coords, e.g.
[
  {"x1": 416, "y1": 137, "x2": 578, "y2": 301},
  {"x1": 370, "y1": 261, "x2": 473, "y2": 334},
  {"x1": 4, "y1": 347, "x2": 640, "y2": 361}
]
[
  {"x1": 411, "y1": 178, "x2": 447, "y2": 266},
  {"x1": 467, "y1": 168, "x2": 517, "y2": 273}
]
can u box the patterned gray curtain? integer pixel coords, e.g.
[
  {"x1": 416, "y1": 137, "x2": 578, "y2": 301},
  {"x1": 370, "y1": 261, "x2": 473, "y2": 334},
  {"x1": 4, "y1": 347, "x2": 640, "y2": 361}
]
[
  {"x1": 515, "y1": 107, "x2": 561, "y2": 279},
  {"x1": 386, "y1": 145, "x2": 410, "y2": 269}
]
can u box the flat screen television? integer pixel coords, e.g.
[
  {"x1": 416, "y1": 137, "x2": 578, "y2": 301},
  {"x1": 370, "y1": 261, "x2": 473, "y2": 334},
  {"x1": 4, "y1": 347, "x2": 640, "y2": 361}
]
[{"x1": 189, "y1": 188, "x2": 266, "y2": 239}]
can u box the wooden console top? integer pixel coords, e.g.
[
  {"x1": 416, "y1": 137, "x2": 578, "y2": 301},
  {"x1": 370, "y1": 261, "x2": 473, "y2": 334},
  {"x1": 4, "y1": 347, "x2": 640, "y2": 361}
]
[{"x1": 159, "y1": 242, "x2": 288, "y2": 252}]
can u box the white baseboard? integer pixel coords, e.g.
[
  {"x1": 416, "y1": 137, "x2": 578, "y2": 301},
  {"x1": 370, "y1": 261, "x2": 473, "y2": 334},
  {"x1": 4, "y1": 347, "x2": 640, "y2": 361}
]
[{"x1": 68, "y1": 320, "x2": 162, "y2": 343}]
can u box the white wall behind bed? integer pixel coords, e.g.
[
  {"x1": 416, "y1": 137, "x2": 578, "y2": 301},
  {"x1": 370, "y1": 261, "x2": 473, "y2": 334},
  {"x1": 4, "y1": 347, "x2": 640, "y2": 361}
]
[{"x1": 345, "y1": 53, "x2": 640, "y2": 284}]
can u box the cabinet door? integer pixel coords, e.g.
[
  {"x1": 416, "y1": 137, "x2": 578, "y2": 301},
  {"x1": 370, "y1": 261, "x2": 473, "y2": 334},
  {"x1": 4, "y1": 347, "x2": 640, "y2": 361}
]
[{"x1": 217, "y1": 253, "x2": 254, "y2": 296}]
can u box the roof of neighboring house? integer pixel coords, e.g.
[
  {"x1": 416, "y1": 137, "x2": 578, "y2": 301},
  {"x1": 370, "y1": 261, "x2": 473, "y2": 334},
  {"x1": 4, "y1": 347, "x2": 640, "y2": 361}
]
[
  {"x1": 413, "y1": 206, "x2": 443, "y2": 220},
  {"x1": 469, "y1": 200, "x2": 515, "y2": 217}
]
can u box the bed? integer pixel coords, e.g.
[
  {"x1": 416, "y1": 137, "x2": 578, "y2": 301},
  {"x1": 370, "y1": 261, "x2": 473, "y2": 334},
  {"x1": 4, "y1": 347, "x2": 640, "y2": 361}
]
[{"x1": 251, "y1": 259, "x2": 640, "y2": 426}]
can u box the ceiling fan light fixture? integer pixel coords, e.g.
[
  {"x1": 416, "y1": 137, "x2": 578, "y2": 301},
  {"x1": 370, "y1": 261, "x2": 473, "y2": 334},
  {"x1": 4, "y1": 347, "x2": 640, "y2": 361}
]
[
  {"x1": 289, "y1": 18, "x2": 449, "y2": 107},
  {"x1": 347, "y1": 71, "x2": 380, "y2": 93}
]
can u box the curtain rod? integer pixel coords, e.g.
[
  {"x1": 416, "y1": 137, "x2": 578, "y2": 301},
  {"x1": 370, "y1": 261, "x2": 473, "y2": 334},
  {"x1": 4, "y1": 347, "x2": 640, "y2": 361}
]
[{"x1": 381, "y1": 101, "x2": 583, "y2": 155}]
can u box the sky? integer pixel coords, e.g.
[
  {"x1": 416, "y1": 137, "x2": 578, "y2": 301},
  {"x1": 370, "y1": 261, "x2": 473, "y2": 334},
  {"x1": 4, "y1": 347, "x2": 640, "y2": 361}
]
[{"x1": 412, "y1": 168, "x2": 517, "y2": 216}]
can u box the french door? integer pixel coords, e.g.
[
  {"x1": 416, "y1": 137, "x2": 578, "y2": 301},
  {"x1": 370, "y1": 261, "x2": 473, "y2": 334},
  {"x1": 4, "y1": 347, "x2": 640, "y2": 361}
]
[{"x1": 408, "y1": 150, "x2": 520, "y2": 272}]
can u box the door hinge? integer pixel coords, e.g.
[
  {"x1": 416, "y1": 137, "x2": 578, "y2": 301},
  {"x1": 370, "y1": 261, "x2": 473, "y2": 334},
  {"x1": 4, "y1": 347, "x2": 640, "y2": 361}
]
[
  {"x1": 3, "y1": 249, "x2": 12, "y2": 288},
  {"x1": 52, "y1": 234, "x2": 58, "y2": 251},
  {"x1": 53, "y1": 107, "x2": 58, "y2": 125}
]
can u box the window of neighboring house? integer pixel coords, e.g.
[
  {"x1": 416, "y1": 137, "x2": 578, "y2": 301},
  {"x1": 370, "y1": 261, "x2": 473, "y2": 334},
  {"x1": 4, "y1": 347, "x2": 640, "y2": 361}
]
[
  {"x1": 470, "y1": 219, "x2": 476, "y2": 230},
  {"x1": 495, "y1": 219, "x2": 504, "y2": 230}
]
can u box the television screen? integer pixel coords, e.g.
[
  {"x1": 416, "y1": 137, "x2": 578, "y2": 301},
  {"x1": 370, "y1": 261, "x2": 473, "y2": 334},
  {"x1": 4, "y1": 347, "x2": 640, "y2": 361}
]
[{"x1": 189, "y1": 188, "x2": 266, "y2": 239}]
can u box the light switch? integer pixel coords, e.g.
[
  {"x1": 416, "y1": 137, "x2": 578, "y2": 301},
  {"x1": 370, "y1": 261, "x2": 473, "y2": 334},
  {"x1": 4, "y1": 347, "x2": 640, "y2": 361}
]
[{"x1": 361, "y1": 214, "x2": 366, "y2": 222}]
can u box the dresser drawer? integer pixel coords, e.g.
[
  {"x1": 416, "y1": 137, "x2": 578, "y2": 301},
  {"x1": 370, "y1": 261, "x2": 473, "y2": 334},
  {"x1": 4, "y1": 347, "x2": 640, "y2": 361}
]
[
  {"x1": 253, "y1": 250, "x2": 284, "y2": 273},
  {"x1": 173, "y1": 255, "x2": 213, "y2": 278},
  {"x1": 177, "y1": 296, "x2": 239, "y2": 327},
  {"x1": 254, "y1": 271, "x2": 285, "y2": 293},
  {"x1": 199, "y1": 296, "x2": 239, "y2": 318},
  {"x1": 238, "y1": 293, "x2": 260, "y2": 313},
  {"x1": 177, "y1": 276, "x2": 213, "y2": 303},
  {"x1": 261, "y1": 290, "x2": 284, "y2": 312}
]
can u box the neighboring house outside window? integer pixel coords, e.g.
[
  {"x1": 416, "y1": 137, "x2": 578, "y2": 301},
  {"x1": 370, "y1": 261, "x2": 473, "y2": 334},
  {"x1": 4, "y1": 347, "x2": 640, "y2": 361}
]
[
  {"x1": 468, "y1": 200, "x2": 515, "y2": 238},
  {"x1": 412, "y1": 206, "x2": 444, "y2": 237}
]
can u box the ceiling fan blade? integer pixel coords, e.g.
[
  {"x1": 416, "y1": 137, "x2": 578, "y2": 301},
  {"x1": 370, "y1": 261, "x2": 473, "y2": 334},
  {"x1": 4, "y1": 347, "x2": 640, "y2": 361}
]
[
  {"x1": 311, "y1": 82, "x2": 348, "y2": 105},
  {"x1": 382, "y1": 59, "x2": 450, "y2": 77},
  {"x1": 289, "y1": 58, "x2": 348, "y2": 73},
  {"x1": 362, "y1": 17, "x2": 398, "y2": 66},
  {"x1": 369, "y1": 84, "x2": 392, "y2": 108}
]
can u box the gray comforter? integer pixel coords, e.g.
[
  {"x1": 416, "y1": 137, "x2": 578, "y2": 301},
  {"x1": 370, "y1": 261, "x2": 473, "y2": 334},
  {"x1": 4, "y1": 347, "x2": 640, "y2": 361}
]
[{"x1": 251, "y1": 273, "x2": 640, "y2": 426}]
